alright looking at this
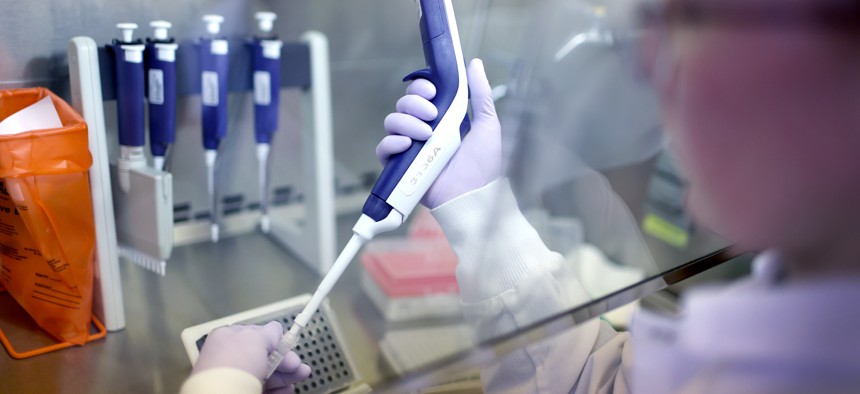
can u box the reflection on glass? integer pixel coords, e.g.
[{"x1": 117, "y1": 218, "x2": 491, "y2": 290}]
[{"x1": 356, "y1": 0, "x2": 731, "y2": 392}]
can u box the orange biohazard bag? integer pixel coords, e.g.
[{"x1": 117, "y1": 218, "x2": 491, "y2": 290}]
[{"x1": 0, "y1": 88, "x2": 95, "y2": 345}]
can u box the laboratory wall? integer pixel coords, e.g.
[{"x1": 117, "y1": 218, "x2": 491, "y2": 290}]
[
  {"x1": 0, "y1": 2, "x2": 741, "y2": 390},
  {"x1": 0, "y1": 0, "x2": 670, "y2": 247},
  {"x1": 0, "y1": 0, "x2": 473, "y2": 222}
]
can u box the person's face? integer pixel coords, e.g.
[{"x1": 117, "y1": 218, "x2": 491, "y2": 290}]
[{"x1": 653, "y1": 0, "x2": 860, "y2": 250}]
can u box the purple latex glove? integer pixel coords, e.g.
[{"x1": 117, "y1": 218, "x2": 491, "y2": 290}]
[
  {"x1": 193, "y1": 321, "x2": 312, "y2": 392},
  {"x1": 376, "y1": 58, "x2": 502, "y2": 209}
]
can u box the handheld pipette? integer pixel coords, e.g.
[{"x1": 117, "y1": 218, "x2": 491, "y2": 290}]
[
  {"x1": 111, "y1": 23, "x2": 147, "y2": 193},
  {"x1": 199, "y1": 14, "x2": 229, "y2": 242},
  {"x1": 250, "y1": 12, "x2": 283, "y2": 233},
  {"x1": 145, "y1": 20, "x2": 179, "y2": 171},
  {"x1": 263, "y1": 0, "x2": 471, "y2": 380}
]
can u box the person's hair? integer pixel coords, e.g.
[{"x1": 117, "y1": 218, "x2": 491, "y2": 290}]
[{"x1": 639, "y1": 0, "x2": 860, "y2": 32}]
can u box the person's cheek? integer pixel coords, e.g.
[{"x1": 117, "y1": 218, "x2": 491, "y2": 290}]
[{"x1": 659, "y1": 36, "x2": 764, "y2": 244}]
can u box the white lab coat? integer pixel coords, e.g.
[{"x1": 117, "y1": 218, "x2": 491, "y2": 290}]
[
  {"x1": 430, "y1": 178, "x2": 860, "y2": 394},
  {"x1": 181, "y1": 367, "x2": 262, "y2": 393}
]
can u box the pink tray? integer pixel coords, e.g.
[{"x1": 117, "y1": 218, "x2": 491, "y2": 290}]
[{"x1": 361, "y1": 238, "x2": 458, "y2": 298}]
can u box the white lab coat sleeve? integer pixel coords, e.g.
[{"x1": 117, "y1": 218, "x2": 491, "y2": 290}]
[
  {"x1": 432, "y1": 178, "x2": 633, "y2": 393},
  {"x1": 179, "y1": 368, "x2": 262, "y2": 394}
]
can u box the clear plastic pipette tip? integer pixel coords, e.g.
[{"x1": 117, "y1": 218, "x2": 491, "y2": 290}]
[
  {"x1": 264, "y1": 324, "x2": 301, "y2": 380},
  {"x1": 262, "y1": 234, "x2": 367, "y2": 381}
]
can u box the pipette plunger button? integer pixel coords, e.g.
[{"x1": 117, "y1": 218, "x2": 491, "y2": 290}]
[
  {"x1": 116, "y1": 23, "x2": 138, "y2": 42},
  {"x1": 203, "y1": 14, "x2": 224, "y2": 35}
]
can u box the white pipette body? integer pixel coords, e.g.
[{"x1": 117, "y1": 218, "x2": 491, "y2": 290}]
[{"x1": 264, "y1": 0, "x2": 470, "y2": 381}]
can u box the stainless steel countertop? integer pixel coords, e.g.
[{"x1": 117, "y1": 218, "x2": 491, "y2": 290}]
[
  {"x1": 0, "y1": 216, "x2": 394, "y2": 393},
  {"x1": 0, "y1": 211, "x2": 728, "y2": 393}
]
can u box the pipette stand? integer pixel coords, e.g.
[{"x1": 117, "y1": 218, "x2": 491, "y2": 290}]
[
  {"x1": 168, "y1": 31, "x2": 338, "y2": 275},
  {"x1": 70, "y1": 30, "x2": 339, "y2": 280},
  {"x1": 67, "y1": 36, "x2": 127, "y2": 331},
  {"x1": 265, "y1": 31, "x2": 336, "y2": 275},
  {"x1": 166, "y1": 31, "x2": 338, "y2": 275}
]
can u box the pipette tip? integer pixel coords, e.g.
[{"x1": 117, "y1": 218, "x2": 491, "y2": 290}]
[
  {"x1": 260, "y1": 215, "x2": 271, "y2": 233},
  {"x1": 210, "y1": 223, "x2": 220, "y2": 243},
  {"x1": 264, "y1": 324, "x2": 302, "y2": 380},
  {"x1": 153, "y1": 156, "x2": 165, "y2": 172}
]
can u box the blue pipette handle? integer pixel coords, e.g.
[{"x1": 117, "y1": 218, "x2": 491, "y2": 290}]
[
  {"x1": 200, "y1": 38, "x2": 229, "y2": 150},
  {"x1": 111, "y1": 41, "x2": 146, "y2": 148},
  {"x1": 252, "y1": 38, "x2": 281, "y2": 144},
  {"x1": 145, "y1": 40, "x2": 178, "y2": 157},
  {"x1": 362, "y1": 0, "x2": 470, "y2": 222}
]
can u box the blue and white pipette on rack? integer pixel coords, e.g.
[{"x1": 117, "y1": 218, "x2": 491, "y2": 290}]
[
  {"x1": 251, "y1": 12, "x2": 283, "y2": 233},
  {"x1": 111, "y1": 23, "x2": 147, "y2": 193},
  {"x1": 145, "y1": 20, "x2": 179, "y2": 171},
  {"x1": 263, "y1": 0, "x2": 471, "y2": 380},
  {"x1": 199, "y1": 14, "x2": 229, "y2": 242}
]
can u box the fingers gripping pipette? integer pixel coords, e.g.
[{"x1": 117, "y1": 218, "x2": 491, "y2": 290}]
[{"x1": 263, "y1": 0, "x2": 471, "y2": 380}]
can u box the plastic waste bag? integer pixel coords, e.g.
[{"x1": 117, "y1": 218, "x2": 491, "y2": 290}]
[{"x1": 0, "y1": 88, "x2": 95, "y2": 345}]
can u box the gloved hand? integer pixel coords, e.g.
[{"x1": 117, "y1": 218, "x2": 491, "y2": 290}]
[
  {"x1": 376, "y1": 58, "x2": 502, "y2": 209},
  {"x1": 193, "y1": 321, "x2": 312, "y2": 392}
]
